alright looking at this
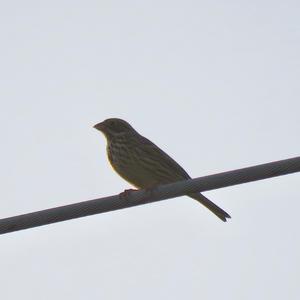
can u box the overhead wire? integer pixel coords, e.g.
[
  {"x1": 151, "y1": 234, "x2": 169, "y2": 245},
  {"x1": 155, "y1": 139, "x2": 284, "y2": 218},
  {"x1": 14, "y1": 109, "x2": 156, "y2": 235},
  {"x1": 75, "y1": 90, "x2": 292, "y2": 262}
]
[{"x1": 0, "y1": 156, "x2": 299, "y2": 235}]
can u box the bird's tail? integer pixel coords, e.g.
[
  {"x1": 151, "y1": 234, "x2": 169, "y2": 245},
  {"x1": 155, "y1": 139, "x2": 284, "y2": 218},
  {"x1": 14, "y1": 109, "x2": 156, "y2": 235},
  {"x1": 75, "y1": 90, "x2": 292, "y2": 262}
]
[{"x1": 188, "y1": 193, "x2": 231, "y2": 222}]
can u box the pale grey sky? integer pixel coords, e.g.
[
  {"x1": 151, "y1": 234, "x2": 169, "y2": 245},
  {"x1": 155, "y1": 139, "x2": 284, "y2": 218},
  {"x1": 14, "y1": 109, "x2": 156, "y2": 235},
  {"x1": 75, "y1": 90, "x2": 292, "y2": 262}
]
[{"x1": 1, "y1": 1, "x2": 299, "y2": 299}]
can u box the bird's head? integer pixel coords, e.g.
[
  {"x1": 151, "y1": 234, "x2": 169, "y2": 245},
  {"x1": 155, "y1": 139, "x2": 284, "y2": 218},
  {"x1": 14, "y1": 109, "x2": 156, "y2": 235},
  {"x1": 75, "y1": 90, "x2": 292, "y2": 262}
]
[{"x1": 94, "y1": 118, "x2": 135, "y2": 139}]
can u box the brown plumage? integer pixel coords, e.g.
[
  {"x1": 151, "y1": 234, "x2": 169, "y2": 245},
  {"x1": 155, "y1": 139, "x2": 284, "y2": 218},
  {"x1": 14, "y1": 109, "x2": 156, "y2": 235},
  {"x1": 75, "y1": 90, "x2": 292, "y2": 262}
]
[{"x1": 94, "y1": 118, "x2": 230, "y2": 222}]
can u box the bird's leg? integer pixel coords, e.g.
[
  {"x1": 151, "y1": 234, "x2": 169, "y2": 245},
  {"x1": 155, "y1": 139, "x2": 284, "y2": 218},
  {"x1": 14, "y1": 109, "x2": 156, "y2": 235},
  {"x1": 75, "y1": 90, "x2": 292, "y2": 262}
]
[
  {"x1": 119, "y1": 188, "x2": 138, "y2": 201},
  {"x1": 119, "y1": 186, "x2": 158, "y2": 203}
]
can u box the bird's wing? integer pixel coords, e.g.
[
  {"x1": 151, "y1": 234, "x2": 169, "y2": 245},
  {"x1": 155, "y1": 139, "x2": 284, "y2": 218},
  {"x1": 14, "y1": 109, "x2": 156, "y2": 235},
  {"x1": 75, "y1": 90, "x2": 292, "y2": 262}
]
[
  {"x1": 134, "y1": 135, "x2": 191, "y2": 183},
  {"x1": 134, "y1": 135, "x2": 231, "y2": 222}
]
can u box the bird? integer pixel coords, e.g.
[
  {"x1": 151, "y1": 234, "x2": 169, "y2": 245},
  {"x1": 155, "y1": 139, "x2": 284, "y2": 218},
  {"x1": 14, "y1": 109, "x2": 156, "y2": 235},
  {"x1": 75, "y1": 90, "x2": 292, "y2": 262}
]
[{"x1": 94, "y1": 118, "x2": 230, "y2": 222}]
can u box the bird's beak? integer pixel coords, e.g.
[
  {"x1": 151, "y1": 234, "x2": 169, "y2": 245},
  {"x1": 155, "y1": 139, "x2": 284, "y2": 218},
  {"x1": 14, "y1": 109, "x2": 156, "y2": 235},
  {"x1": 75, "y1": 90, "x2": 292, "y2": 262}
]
[{"x1": 93, "y1": 122, "x2": 105, "y2": 132}]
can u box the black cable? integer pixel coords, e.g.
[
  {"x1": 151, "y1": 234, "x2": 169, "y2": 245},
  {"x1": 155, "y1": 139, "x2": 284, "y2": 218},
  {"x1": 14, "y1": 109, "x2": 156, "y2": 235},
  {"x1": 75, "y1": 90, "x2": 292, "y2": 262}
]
[{"x1": 0, "y1": 156, "x2": 299, "y2": 235}]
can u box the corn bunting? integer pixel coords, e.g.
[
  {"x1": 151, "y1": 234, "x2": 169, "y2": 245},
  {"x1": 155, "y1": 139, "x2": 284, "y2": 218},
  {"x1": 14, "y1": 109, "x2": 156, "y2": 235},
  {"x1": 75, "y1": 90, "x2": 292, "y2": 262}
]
[{"x1": 94, "y1": 118, "x2": 230, "y2": 221}]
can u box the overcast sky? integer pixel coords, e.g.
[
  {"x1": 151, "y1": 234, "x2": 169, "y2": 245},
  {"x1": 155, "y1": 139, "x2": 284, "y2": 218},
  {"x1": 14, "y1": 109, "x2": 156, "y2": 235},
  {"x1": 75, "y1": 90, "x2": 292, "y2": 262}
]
[{"x1": 1, "y1": 1, "x2": 299, "y2": 299}]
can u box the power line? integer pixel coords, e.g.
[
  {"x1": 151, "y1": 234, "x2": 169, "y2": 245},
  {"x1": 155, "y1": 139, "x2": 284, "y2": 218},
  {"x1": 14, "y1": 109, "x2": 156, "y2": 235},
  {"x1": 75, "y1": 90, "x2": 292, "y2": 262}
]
[{"x1": 0, "y1": 156, "x2": 299, "y2": 235}]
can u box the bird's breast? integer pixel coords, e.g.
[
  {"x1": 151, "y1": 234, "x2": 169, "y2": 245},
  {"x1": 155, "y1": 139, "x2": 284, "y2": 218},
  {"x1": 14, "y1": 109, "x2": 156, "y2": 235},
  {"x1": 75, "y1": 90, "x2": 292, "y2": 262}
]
[{"x1": 106, "y1": 139, "x2": 159, "y2": 188}]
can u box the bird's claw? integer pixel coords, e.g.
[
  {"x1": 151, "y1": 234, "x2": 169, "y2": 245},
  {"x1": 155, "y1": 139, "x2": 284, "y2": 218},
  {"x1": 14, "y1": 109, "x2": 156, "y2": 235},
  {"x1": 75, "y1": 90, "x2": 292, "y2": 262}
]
[
  {"x1": 119, "y1": 189, "x2": 137, "y2": 201},
  {"x1": 118, "y1": 187, "x2": 156, "y2": 203}
]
